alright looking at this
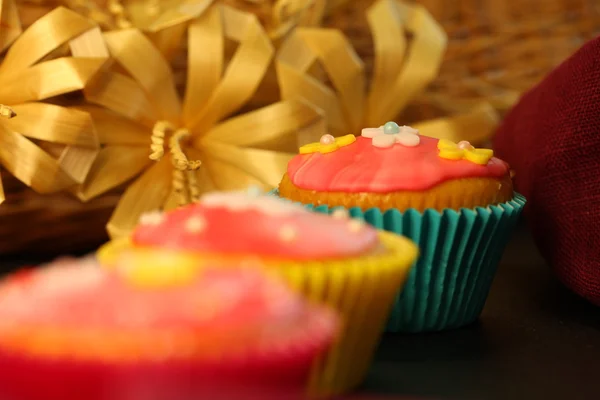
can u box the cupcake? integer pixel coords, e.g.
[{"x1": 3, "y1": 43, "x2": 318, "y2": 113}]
[
  {"x1": 97, "y1": 190, "x2": 418, "y2": 396},
  {"x1": 0, "y1": 255, "x2": 337, "y2": 400},
  {"x1": 275, "y1": 122, "x2": 526, "y2": 333}
]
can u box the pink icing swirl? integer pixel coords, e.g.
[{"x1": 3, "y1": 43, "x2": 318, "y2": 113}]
[
  {"x1": 132, "y1": 192, "x2": 379, "y2": 261},
  {"x1": 0, "y1": 259, "x2": 311, "y2": 334},
  {"x1": 287, "y1": 136, "x2": 510, "y2": 192}
]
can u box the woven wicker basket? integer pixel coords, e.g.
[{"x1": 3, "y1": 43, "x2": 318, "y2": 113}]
[{"x1": 3, "y1": 0, "x2": 600, "y2": 255}]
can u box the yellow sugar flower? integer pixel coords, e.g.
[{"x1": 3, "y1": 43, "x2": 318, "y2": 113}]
[
  {"x1": 299, "y1": 134, "x2": 356, "y2": 154},
  {"x1": 437, "y1": 139, "x2": 494, "y2": 165}
]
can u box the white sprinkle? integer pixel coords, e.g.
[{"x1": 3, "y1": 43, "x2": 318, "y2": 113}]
[
  {"x1": 372, "y1": 134, "x2": 396, "y2": 148},
  {"x1": 185, "y1": 216, "x2": 206, "y2": 233},
  {"x1": 332, "y1": 209, "x2": 349, "y2": 219},
  {"x1": 279, "y1": 225, "x2": 298, "y2": 242},
  {"x1": 395, "y1": 132, "x2": 420, "y2": 147},
  {"x1": 348, "y1": 219, "x2": 365, "y2": 233},
  {"x1": 200, "y1": 191, "x2": 306, "y2": 217},
  {"x1": 361, "y1": 127, "x2": 384, "y2": 138},
  {"x1": 139, "y1": 211, "x2": 165, "y2": 226}
]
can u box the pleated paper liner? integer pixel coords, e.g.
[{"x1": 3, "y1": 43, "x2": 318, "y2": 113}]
[
  {"x1": 270, "y1": 190, "x2": 526, "y2": 333},
  {"x1": 276, "y1": 231, "x2": 417, "y2": 397},
  {"x1": 0, "y1": 320, "x2": 330, "y2": 400},
  {"x1": 96, "y1": 231, "x2": 418, "y2": 397}
]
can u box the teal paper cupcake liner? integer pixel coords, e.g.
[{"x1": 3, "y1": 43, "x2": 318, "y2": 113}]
[{"x1": 269, "y1": 190, "x2": 526, "y2": 333}]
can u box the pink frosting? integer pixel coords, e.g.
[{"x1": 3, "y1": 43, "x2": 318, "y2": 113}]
[
  {"x1": 0, "y1": 259, "x2": 309, "y2": 333},
  {"x1": 132, "y1": 192, "x2": 379, "y2": 261},
  {"x1": 288, "y1": 136, "x2": 510, "y2": 192}
]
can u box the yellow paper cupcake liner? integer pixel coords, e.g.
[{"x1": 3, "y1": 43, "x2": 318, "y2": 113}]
[{"x1": 96, "y1": 231, "x2": 418, "y2": 397}]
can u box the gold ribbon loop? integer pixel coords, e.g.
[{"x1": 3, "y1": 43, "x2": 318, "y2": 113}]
[
  {"x1": 0, "y1": 0, "x2": 21, "y2": 54},
  {"x1": 412, "y1": 103, "x2": 500, "y2": 145},
  {"x1": 0, "y1": 107, "x2": 17, "y2": 201},
  {"x1": 276, "y1": 42, "x2": 351, "y2": 135},
  {"x1": 182, "y1": 5, "x2": 223, "y2": 124},
  {"x1": 103, "y1": 29, "x2": 182, "y2": 123},
  {"x1": 0, "y1": 169, "x2": 4, "y2": 205},
  {"x1": 4, "y1": 103, "x2": 98, "y2": 148},
  {"x1": 276, "y1": 0, "x2": 499, "y2": 145},
  {"x1": 0, "y1": 57, "x2": 107, "y2": 104},
  {"x1": 0, "y1": 124, "x2": 77, "y2": 194},
  {"x1": 187, "y1": 5, "x2": 274, "y2": 133},
  {"x1": 369, "y1": 1, "x2": 447, "y2": 126},
  {"x1": 0, "y1": 6, "x2": 103, "y2": 202},
  {"x1": 106, "y1": 159, "x2": 172, "y2": 239},
  {"x1": 0, "y1": 7, "x2": 96, "y2": 75}
]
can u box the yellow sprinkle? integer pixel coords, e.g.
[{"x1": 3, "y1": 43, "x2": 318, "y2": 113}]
[
  {"x1": 463, "y1": 148, "x2": 494, "y2": 165},
  {"x1": 299, "y1": 143, "x2": 321, "y2": 154},
  {"x1": 319, "y1": 143, "x2": 339, "y2": 153},
  {"x1": 437, "y1": 139, "x2": 494, "y2": 165},
  {"x1": 334, "y1": 134, "x2": 356, "y2": 146},
  {"x1": 298, "y1": 134, "x2": 357, "y2": 155},
  {"x1": 438, "y1": 147, "x2": 464, "y2": 160},
  {"x1": 437, "y1": 139, "x2": 456, "y2": 150}
]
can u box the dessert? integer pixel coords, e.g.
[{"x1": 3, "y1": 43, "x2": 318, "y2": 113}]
[
  {"x1": 280, "y1": 124, "x2": 513, "y2": 210},
  {"x1": 97, "y1": 190, "x2": 419, "y2": 396},
  {"x1": 275, "y1": 123, "x2": 526, "y2": 333},
  {"x1": 0, "y1": 256, "x2": 337, "y2": 400}
]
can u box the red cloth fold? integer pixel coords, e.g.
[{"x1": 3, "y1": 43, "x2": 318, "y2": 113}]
[{"x1": 493, "y1": 37, "x2": 600, "y2": 306}]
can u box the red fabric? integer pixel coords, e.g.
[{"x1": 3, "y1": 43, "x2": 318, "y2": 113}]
[{"x1": 493, "y1": 37, "x2": 600, "y2": 305}]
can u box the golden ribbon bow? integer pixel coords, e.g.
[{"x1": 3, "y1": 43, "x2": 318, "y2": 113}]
[
  {"x1": 17, "y1": 0, "x2": 215, "y2": 60},
  {"x1": 69, "y1": 3, "x2": 324, "y2": 239},
  {"x1": 18, "y1": 0, "x2": 338, "y2": 59},
  {"x1": 0, "y1": 3, "x2": 107, "y2": 205},
  {"x1": 276, "y1": 0, "x2": 500, "y2": 145}
]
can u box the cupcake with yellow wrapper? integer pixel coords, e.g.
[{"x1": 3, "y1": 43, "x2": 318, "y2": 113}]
[
  {"x1": 98, "y1": 189, "x2": 418, "y2": 397},
  {"x1": 275, "y1": 122, "x2": 526, "y2": 333},
  {"x1": 0, "y1": 255, "x2": 337, "y2": 400}
]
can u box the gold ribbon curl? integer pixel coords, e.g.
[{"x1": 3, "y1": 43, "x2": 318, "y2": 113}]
[
  {"x1": 69, "y1": 3, "x2": 324, "y2": 239},
  {"x1": 0, "y1": 4, "x2": 107, "y2": 205},
  {"x1": 276, "y1": 0, "x2": 501, "y2": 145},
  {"x1": 150, "y1": 120, "x2": 203, "y2": 205}
]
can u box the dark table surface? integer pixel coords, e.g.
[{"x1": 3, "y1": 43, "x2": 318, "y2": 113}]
[{"x1": 2, "y1": 224, "x2": 600, "y2": 400}]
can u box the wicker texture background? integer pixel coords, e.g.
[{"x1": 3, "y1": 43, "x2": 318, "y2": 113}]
[{"x1": 2, "y1": 0, "x2": 599, "y2": 255}]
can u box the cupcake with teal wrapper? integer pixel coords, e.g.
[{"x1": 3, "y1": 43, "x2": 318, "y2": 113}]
[{"x1": 275, "y1": 122, "x2": 526, "y2": 333}]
